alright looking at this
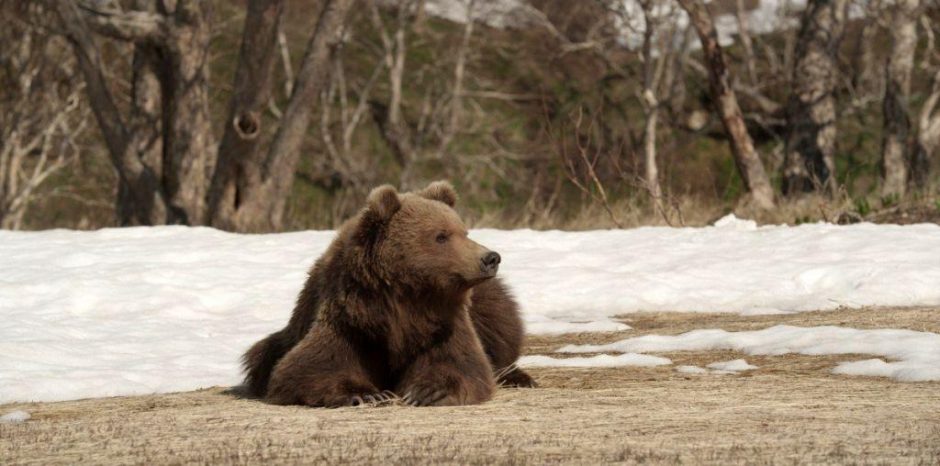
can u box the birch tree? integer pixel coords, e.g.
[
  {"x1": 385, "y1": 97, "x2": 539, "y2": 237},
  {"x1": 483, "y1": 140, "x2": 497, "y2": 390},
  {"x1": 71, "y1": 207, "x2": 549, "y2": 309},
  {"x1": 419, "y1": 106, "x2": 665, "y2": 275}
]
[
  {"x1": 880, "y1": 0, "x2": 920, "y2": 197},
  {"x1": 677, "y1": 0, "x2": 776, "y2": 209},
  {"x1": 781, "y1": 0, "x2": 848, "y2": 196},
  {"x1": 0, "y1": 21, "x2": 88, "y2": 229}
]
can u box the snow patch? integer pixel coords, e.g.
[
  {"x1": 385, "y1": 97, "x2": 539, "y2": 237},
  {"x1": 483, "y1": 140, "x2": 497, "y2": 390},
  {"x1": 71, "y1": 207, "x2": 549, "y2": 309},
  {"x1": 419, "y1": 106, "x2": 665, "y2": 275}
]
[
  {"x1": 3, "y1": 221, "x2": 940, "y2": 402},
  {"x1": 833, "y1": 358, "x2": 940, "y2": 383},
  {"x1": 420, "y1": 0, "x2": 527, "y2": 28},
  {"x1": 559, "y1": 325, "x2": 940, "y2": 382},
  {"x1": 0, "y1": 410, "x2": 30, "y2": 423},
  {"x1": 675, "y1": 365, "x2": 708, "y2": 374},
  {"x1": 518, "y1": 353, "x2": 671, "y2": 368},
  {"x1": 712, "y1": 214, "x2": 758, "y2": 231},
  {"x1": 524, "y1": 316, "x2": 630, "y2": 335},
  {"x1": 706, "y1": 359, "x2": 758, "y2": 372}
]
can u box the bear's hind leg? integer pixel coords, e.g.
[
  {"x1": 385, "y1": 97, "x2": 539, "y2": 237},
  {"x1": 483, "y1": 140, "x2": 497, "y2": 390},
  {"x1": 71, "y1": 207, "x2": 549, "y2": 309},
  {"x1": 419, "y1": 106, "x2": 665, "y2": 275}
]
[
  {"x1": 469, "y1": 279, "x2": 537, "y2": 388},
  {"x1": 495, "y1": 364, "x2": 537, "y2": 388},
  {"x1": 242, "y1": 330, "x2": 292, "y2": 397}
]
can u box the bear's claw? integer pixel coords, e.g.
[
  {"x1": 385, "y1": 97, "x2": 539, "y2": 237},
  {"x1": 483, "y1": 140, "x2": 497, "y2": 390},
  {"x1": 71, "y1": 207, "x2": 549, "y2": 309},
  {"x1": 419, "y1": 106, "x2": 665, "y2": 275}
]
[
  {"x1": 350, "y1": 390, "x2": 399, "y2": 407},
  {"x1": 402, "y1": 387, "x2": 448, "y2": 406},
  {"x1": 363, "y1": 390, "x2": 398, "y2": 405}
]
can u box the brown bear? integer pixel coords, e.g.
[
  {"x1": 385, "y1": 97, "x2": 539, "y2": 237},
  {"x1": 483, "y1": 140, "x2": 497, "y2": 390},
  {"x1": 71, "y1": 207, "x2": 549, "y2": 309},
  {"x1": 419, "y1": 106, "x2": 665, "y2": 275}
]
[{"x1": 242, "y1": 181, "x2": 534, "y2": 407}]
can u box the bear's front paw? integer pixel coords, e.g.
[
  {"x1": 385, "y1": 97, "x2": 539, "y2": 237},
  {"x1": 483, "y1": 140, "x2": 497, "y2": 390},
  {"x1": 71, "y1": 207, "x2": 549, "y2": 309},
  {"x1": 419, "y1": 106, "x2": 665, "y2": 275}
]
[
  {"x1": 401, "y1": 384, "x2": 452, "y2": 407},
  {"x1": 346, "y1": 390, "x2": 399, "y2": 407}
]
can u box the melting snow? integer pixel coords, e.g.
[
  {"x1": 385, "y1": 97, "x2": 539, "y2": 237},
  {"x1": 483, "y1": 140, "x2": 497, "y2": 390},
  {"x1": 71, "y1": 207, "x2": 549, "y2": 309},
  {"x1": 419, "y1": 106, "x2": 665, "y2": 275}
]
[
  {"x1": 559, "y1": 325, "x2": 940, "y2": 382},
  {"x1": 2, "y1": 218, "x2": 940, "y2": 402},
  {"x1": 0, "y1": 410, "x2": 30, "y2": 423},
  {"x1": 706, "y1": 359, "x2": 758, "y2": 372},
  {"x1": 675, "y1": 365, "x2": 708, "y2": 374},
  {"x1": 517, "y1": 353, "x2": 671, "y2": 368}
]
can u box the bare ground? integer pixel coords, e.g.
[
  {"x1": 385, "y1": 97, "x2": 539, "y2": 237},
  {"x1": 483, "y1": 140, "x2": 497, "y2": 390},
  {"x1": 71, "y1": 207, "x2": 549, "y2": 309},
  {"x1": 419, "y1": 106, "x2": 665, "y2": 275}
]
[{"x1": 2, "y1": 307, "x2": 939, "y2": 465}]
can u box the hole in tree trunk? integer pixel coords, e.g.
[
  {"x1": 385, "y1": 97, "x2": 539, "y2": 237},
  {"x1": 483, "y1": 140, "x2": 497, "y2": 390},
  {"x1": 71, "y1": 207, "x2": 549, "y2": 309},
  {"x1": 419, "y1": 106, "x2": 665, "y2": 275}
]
[{"x1": 234, "y1": 111, "x2": 260, "y2": 140}]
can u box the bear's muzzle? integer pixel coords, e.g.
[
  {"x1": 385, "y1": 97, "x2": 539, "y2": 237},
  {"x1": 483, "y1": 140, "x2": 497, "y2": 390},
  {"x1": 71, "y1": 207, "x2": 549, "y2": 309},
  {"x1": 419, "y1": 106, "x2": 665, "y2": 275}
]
[{"x1": 480, "y1": 251, "x2": 501, "y2": 276}]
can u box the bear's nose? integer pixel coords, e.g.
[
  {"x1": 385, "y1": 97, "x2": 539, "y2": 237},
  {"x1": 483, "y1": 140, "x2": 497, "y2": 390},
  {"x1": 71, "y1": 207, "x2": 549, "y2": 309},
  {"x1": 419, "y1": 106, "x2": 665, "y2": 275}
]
[{"x1": 481, "y1": 251, "x2": 501, "y2": 274}]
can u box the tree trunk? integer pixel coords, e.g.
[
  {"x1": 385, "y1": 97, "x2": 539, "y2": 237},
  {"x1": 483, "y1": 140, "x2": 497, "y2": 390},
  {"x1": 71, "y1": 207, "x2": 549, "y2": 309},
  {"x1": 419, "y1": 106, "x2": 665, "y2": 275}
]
[
  {"x1": 161, "y1": 1, "x2": 215, "y2": 224},
  {"x1": 232, "y1": 0, "x2": 356, "y2": 231},
  {"x1": 208, "y1": 0, "x2": 286, "y2": 230},
  {"x1": 55, "y1": 0, "x2": 173, "y2": 225},
  {"x1": 782, "y1": 0, "x2": 847, "y2": 197},
  {"x1": 734, "y1": 0, "x2": 758, "y2": 85},
  {"x1": 638, "y1": 0, "x2": 664, "y2": 203},
  {"x1": 119, "y1": 0, "x2": 167, "y2": 225},
  {"x1": 914, "y1": 69, "x2": 940, "y2": 186},
  {"x1": 55, "y1": 0, "x2": 353, "y2": 231},
  {"x1": 852, "y1": 0, "x2": 882, "y2": 95},
  {"x1": 880, "y1": 0, "x2": 919, "y2": 197},
  {"x1": 57, "y1": 0, "x2": 214, "y2": 225},
  {"x1": 118, "y1": 43, "x2": 166, "y2": 225},
  {"x1": 643, "y1": 102, "x2": 661, "y2": 200},
  {"x1": 677, "y1": 0, "x2": 775, "y2": 209}
]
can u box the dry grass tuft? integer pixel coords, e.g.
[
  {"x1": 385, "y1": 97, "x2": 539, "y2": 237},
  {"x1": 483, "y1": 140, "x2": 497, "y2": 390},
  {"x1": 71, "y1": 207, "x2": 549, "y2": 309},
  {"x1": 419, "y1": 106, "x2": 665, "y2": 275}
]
[{"x1": 2, "y1": 307, "x2": 939, "y2": 465}]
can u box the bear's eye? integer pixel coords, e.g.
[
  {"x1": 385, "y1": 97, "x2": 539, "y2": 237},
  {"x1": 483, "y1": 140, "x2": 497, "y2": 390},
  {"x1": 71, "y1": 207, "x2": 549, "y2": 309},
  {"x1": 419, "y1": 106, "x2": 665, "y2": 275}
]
[{"x1": 435, "y1": 232, "x2": 449, "y2": 244}]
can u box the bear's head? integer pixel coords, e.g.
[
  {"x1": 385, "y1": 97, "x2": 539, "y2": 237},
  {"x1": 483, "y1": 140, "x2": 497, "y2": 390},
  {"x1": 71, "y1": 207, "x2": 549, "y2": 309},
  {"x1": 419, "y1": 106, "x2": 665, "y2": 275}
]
[{"x1": 351, "y1": 181, "x2": 501, "y2": 294}]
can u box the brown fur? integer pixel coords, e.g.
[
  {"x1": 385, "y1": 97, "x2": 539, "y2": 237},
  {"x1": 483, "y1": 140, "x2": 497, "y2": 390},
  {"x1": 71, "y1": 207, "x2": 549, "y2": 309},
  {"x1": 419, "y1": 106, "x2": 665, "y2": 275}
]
[{"x1": 242, "y1": 181, "x2": 534, "y2": 407}]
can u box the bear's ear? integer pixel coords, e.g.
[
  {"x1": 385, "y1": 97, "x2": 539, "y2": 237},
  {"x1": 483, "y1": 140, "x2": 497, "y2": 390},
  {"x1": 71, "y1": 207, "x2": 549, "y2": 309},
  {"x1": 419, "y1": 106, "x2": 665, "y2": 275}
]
[
  {"x1": 366, "y1": 184, "x2": 401, "y2": 221},
  {"x1": 417, "y1": 180, "x2": 457, "y2": 208}
]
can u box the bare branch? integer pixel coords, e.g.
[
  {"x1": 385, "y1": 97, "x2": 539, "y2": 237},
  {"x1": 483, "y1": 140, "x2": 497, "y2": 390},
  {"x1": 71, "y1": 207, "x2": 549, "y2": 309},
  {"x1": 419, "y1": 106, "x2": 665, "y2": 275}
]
[
  {"x1": 277, "y1": 28, "x2": 294, "y2": 98},
  {"x1": 74, "y1": 1, "x2": 167, "y2": 43},
  {"x1": 734, "y1": 0, "x2": 758, "y2": 85},
  {"x1": 343, "y1": 58, "x2": 385, "y2": 152},
  {"x1": 0, "y1": 22, "x2": 87, "y2": 229},
  {"x1": 558, "y1": 107, "x2": 623, "y2": 228},
  {"x1": 55, "y1": 0, "x2": 131, "y2": 164},
  {"x1": 437, "y1": 0, "x2": 477, "y2": 159},
  {"x1": 260, "y1": 0, "x2": 356, "y2": 229}
]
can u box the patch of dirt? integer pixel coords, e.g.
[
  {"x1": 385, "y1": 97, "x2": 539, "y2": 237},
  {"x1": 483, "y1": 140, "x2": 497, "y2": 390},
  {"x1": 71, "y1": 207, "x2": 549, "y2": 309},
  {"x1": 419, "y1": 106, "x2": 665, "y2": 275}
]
[
  {"x1": 866, "y1": 205, "x2": 940, "y2": 225},
  {"x1": 2, "y1": 308, "x2": 939, "y2": 465},
  {"x1": 526, "y1": 306, "x2": 940, "y2": 354}
]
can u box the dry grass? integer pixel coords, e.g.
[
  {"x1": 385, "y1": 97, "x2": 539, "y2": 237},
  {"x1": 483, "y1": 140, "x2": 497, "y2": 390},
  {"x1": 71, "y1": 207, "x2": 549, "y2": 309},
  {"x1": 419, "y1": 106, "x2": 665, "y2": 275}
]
[
  {"x1": 2, "y1": 308, "x2": 939, "y2": 465},
  {"x1": 524, "y1": 306, "x2": 940, "y2": 356},
  {"x1": 468, "y1": 191, "x2": 940, "y2": 231}
]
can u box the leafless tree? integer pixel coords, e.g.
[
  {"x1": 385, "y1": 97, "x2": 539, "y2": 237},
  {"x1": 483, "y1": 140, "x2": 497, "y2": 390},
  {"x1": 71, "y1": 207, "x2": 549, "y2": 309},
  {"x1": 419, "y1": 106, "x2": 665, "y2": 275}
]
[
  {"x1": 50, "y1": 0, "x2": 214, "y2": 226},
  {"x1": 366, "y1": 0, "x2": 480, "y2": 189},
  {"x1": 913, "y1": 17, "x2": 940, "y2": 186},
  {"x1": 734, "y1": 0, "x2": 758, "y2": 86},
  {"x1": 209, "y1": 0, "x2": 356, "y2": 231},
  {"x1": 678, "y1": 0, "x2": 776, "y2": 209},
  {"x1": 0, "y1": 19, "x2": 88, "y2": 230},
  {"x1": 880, "y1": 0, "x2": 920, "y2": 197},
  {"x1": 557, "y1": 107, "x2": 624, "y2": 228},
  {"x1": 369, "y1": 0, "x2": 415, "y2": 173},
  {"x1": 781, "y1": 0, "x2": 848, "y2": 197},
  {"x1": 317, "y1": 32, "x2": 385, "y2": 192},
  {"x1": 37, "y1": 0, "x2": 354, "y2": 231},
  {"x1": 625, "y1": 0, "x2": 686, "y2": 207},
  {"x1": 851, "y1": 0, "x2": 884, "y2": 96},
  {"x1": 437, "y1": 0, "x2": 477, "y2": 160}
]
